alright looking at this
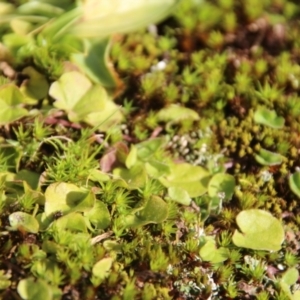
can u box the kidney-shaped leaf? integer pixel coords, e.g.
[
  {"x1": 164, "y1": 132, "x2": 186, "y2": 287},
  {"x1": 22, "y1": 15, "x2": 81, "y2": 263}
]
[
  {"x1": 208, "y1": 173, "x2": 235, "y2": 201},
  {"x1": 0, "y1": 84, "x2": 28, "y2": 125},
  {"x1": 124, "y1": 195, "x2": 168, "y2": 228},
  {"x1": 53, "y1": 212, "x2": 88, "y2": 232},
  {"x1": 168, "y1": 186, "x2": 191, "y2": 206},
  {"x1": 44, "y1": 182, "x2": 91, "y2": 217},
  {"x1": 49, "y1": 71, "x2": 92, "y2": 111},
  {"x1": 20, "y1": 67, "x2": 49, "y2": 103},
  {"x1": 84, "y1": 201, "x2": 111, "y2": 229},
  {"x1": 199, "y1": 240, "x2": 229, "y2": 264},
  {"x1": 232, "y1": 209, "x2": 284, "y2": 251},
  {"x1": 159, "y1": 163, "x2": 211, "y2": 197}
]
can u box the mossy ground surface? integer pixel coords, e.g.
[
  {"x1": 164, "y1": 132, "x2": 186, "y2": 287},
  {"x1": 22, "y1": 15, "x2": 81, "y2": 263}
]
[{"x1": 1, "y1": 0, "x2": 300, "y2": 299}]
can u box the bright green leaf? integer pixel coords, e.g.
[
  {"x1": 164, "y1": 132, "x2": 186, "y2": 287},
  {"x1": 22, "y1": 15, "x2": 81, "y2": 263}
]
[
  {"x1": 168, "y1": 186, "x2": 191, "y2": 206},
  {"x1": 53, "y1": 212, "x2": 88, "y2": 232},
  {"x1": 9, "y1": 212, "x2": 39, "y2": 233},
  {"x1": 145, "y1": 160, "x2": 170, "y2": 178},
  {"x1": 44, "y1": 182, "x2": 89, "y2": 216},
  {"x1": 70, "y1": 0, "x2": 179, "y2": 38},
  {"x1": 254, "y1": 148, "x2": 282, "y2": 166},
  {"x1": 84, "y1": 201, "x2": 111, "y2": 229},
  {"x1": 49, "y1": 71, "x2": 92, "y2": 111},
  {"x1": 16, "y1": 169, "x2": 40, "y2": 190},
  {"x1": 136, "y1": 137, "x2": 166, "y2": 160},
  {"x1": 254, "y1": 107, "x2": 285, "y2": 129},
  {"x1": 113, "y1": 163, "x2": 147, "y2": 189},
  {"x1": 156, "y1": 104, "x2": 199, "y2": 123},
  {"x1": 72, "y1": 38, "x2": 118, "y2": 88},
  {"x1": 124, "y1": 195, "x2": 168, "y2": 227},
  {"x1": 199, "y1": 240, "x2": 229, "y2": 263},
  {"x1": 92, "y1": 257, "x2": 113, "y2": 280},
  {"x1": 208, "y1": 173, "x2": 235, "y2": 201},
  {"x1": 289, "y1": 172, "x2": 300, "y2": 198},
  {"x1": 17, "y1": 278, "x2": 52, "y2": 300},
  {"x1": 232, "y1": 209, "x2": 284, "y2": 251},
  {"x1": 0, "y1": 84, "x2": 28, "y2": 125},
  {"x1": 20, "y1": 67, "x2": 49, "y2": 103},
  {"x1": 0, "y1": 83, "x2": 24, "y2": 105},
  {"x1": 159, "y1": 163, "x2": 211, "y2": 197},
  {"x1": 125, "y1": 145, "x2": 138, "y2": 169},
  {"x1": 281, "y1": 268, "x2": 299, "y2": 286}
]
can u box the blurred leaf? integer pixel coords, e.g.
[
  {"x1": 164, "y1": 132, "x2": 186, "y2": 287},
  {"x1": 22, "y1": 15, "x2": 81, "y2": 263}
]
[
  {"x1": 136, "y1": 138, "x2": 167, "y2": 160},
  {"x1": 232, "y1": 209, "x2": 284, "y2": 251},
  {"x1": 199, "y1": 240, "x2": 229, "y2": 263},
  {"x1": 44, "y1": 182, "x2": 90, "y2": 216},
  {"x1": 208, "y1": 173, "x2": 235, "y2": 201},
  {"x1": 159, "y1": 163, "x2": 210, "y2": 197},
  {"x1": 168, "y1": 186, "x2": 191, "y2": 206},
  {"x1": 20, "y1": 67, "x2": 49, "y2": 103},
  {"x1": 0, "y1": 84, "x2": 28, "y2": 125},
  {"x1": 15, "y1": 169, "x2": 40, "y2": 190},
  {"x1": 125, "y1": 144, "x2": 138, "y2": 169},
  {"x1": 53, "y1": 212, "x2": 88, "y2": 232},
  {"x1": 9, "y1": 212, "x2": 39, "y2": 233},
  {"x1": 113, "y1": 162, "x2": 147, "y2": 189},
  {"x1": 17, "y1": 277, "x2": 52, "y2": 300},
  {"x1": 84, "y1": 201, "x2": 111, "y2": 229},
  {"x1": 156, "y1": 104, "x2": 199, "y2": 123},
  {"x1": 254, "y1": 148, "x2": 282, "y2": 166},
  {"x1": 281, "y1": 268, "x2": 299, "y2": 286},
  {"x1": 254, "y1": 107, "x2": 285, "y2": 129},
  {"x1": 289, "y1": 172, "x2": 300, "y2": 198},
  {"x1": 70, "y1": 0, "x2": 179, "y2": 38},
  {"x1": 72, "y1": 38, "x2": 119, "y2": 88},
  {"x1": 145, "y1": 160, "x2": 170, "y2": 178},
  {"x1": 92, "y1": 257, "x2": 113, "y2": 280},
  {"x1": 49, "y1": 71, "x2": 92, "y2": 112},
  {"x1": 49, "y1": 71, "x2": 123, "y2": 130},
  {"x1": 123, "y1": 195, "x2": 168, "y2": 227}
]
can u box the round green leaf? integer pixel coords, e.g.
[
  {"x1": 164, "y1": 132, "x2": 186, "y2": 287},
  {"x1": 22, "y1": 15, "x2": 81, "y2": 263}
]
[
  {"x1": 281, "y1": 268, "x2": 299, "y2": 286},
  {"x1": 254, "y1": 148, "x2": 282, "y2": 166},
  {"x1": 168, "y1": 186, "x2": 191, "y2": 206},
  {"x1": 9, "y1": 212, "x2": 39, "y2": 233},
  {"x1": 254, "y1": 107, "x2": 285, "y2": 129},
  {"x1": 232, "y1": 209, "x2": 284, "y2": 251},
  {"x1": 84, "y1": 201, "x2": 111, "y2": 229},
  {"x1": 159, "y1": 163, "x2": 211, "y2": 197},
  {"x1": 199, "y1": 240, "x2": 229, "y2": 263},
  {"x1": 44, "y1": 182, "x2": 90, "y2": 217},
  {"x1": 20, "y1": 67, "x2": 49, "y2": 102},
  {"x1": 92, "y1": 257, "x2": 113, "y2": 280},
  {"x1": 70, "y1": 0, "x2": 178, "y2": 38},
  {"x1": 113, "y1": 163, "x2": 147, "y2": 189},
  {"x1": 124, "y1": 195, "x2": 168, "y2": 228},
  {"x1": 289, "y1": 172, "x2": 300, "y2": 198},
  {"x1": 208, "y1": 173, "x2": 235, "y2": 201},
  {"x1": 17, "y1": 277, "x2": 52, "y2": 300},
  {"x1": 53, "y1": 212, "x2": 88, "y2": 232}
]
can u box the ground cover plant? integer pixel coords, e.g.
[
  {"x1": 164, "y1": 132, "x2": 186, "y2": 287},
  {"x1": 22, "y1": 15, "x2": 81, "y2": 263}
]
[{"x1": 1, "y1": 0, "x2": 300, "y2": 299}]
